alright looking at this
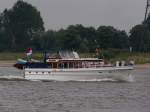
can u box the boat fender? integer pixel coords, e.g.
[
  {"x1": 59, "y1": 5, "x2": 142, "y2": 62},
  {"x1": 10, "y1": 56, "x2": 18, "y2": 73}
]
[
  {"x1": 116, "y1": 61, "x2": 120, "y2": 67},
  {"x1": 129, "y1": 60, "x2": 135, "y2": 66},
  {"x1": 121, "y1": 61, "x2": 125, "y2": 66}
]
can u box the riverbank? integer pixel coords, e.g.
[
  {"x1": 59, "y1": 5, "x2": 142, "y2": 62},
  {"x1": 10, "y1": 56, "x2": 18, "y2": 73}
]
[
  {"x1": 135, "y1": 63, "x2": 150, "y2": 69},
  {"x1": 1, "y1": 52, "x2": 150, "y2": 63},
  {"x1": 0, "y1": 61, "x2": 16, "y2": 67},
  {"x1": 0, "y1": 52, "x2": 150, "y2": 67}
]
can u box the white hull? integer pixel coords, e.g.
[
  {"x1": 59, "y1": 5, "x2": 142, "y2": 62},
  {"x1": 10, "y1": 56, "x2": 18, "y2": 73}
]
[{"x1": 24, "y1": 66, "x2": 134, "y2": 82}]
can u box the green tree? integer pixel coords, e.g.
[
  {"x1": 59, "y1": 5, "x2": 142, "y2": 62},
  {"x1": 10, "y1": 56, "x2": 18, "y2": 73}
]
[
  {"x1": 55, "y1": 25, "x2": 80, "y2": 51},
  {"x1": 96, "y1": 26, "x2": 128, "y2": 49},
  {"x1": 1, "y1": 0, "x2": 44, "y2": 51},
  {"x1": 129, "y1": 24, "x2": 150, "y2": 52},
  {"x1": 56, "y1": 24, "x2": 97, "y2": 52},
  {"x1": 113, "y1": 31, "x2": 129, "y2": 49},
  {"x1": 97, "y1": 26, "x2": 114, "y2": 49},
  {"x1": 0, "y1": 12, "x2": 11, "y2": 51},
  {"x1": 40, "y1": 30, "x2": 57, "y2": 51}
]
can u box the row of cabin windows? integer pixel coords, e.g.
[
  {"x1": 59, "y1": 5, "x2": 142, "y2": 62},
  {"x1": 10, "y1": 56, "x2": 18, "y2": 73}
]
[{"x1": 48, "y1": 61, "x2": 101, "y2": 68}]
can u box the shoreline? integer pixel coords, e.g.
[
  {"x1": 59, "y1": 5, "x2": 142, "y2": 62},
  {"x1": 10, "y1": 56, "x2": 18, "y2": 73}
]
[
  {"x1": 135, "y1": 63, "x2": 150, "y2": 69},
  {"x1": 0, "y1": 60, "x2": 150, "y2": 69},
  {"x1": 0, "y1": 61, "x2": 16, "y2": 67}
]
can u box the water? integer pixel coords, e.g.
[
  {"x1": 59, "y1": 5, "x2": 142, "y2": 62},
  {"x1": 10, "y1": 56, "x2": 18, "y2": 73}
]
[{"x1": 0, "y1": 67, "x2": 150, "y2": 112}]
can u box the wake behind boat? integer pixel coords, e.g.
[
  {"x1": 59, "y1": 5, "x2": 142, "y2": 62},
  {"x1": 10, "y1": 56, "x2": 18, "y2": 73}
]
[{"x1": 14, "y1": 51, "x2": 134, "y2": 82}]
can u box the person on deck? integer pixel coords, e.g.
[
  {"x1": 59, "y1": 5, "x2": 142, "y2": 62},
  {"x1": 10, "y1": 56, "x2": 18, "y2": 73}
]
[{"x1": 26, "y1": 47, "x2": 32, "y2": 62}]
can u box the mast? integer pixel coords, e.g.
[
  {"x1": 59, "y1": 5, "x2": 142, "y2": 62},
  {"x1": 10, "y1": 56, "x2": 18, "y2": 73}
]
[{"x1": 145, "y1": 0, "x2": 150, "y2": 21}]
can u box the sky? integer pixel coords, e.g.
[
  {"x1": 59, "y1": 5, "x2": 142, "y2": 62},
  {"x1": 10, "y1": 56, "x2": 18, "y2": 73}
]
[{"x1": 0, "y1": 0, "x2": 146, "y2": 32}]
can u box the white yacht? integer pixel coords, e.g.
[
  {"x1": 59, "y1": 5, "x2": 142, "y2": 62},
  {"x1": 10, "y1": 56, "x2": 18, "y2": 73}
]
[{"x1": 14, "y1": 51, "x2": 134, "y2": 82}]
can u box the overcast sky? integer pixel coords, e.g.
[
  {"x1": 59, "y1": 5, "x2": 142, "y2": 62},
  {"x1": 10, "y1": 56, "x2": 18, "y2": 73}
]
[{"x1": 0, "y1": 0, "x2": 146, "y2": 32}]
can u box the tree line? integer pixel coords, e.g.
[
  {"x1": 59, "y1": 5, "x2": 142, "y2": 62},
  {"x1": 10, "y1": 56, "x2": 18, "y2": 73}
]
[{"x1": 0, "y1": 0, "x2": 150, "y2": 52}]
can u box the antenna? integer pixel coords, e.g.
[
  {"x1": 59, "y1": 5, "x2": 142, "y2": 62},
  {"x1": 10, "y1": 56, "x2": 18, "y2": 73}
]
[{"x1": 145, "y1": 0, "x2": 150, "y2": 21}]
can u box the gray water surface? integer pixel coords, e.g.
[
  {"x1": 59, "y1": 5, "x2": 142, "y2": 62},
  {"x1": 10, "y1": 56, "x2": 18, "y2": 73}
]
[{"x1": 0, "y1": 67, "x2": 150, "y2": 112}]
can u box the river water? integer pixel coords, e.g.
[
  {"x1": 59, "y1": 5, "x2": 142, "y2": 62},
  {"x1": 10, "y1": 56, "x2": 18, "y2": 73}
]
[{"x1": 0, "y1": 67, "x2": 149, "y2": 112}]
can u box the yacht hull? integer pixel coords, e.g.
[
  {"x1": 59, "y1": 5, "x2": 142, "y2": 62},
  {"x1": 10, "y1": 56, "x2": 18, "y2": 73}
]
[{"x1": 24, "y1": 66, "x2": 134, "y2": 82}]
